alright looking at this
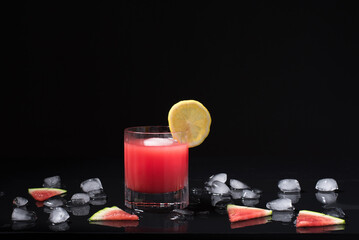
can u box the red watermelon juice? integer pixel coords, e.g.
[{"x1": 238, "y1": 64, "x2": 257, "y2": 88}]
[
  {"x1": 124, "y1": 126, "x2": 189, "y2": 210},
  {"x1": 124, "y1": 139, "x2": 188, "y2": 194}
]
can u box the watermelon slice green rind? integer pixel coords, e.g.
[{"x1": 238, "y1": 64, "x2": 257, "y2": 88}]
[
  {"x1": 88, "y1": 206, "x2": 139, "y2": 221},
  {"x1": 28, "y1": 188, "x2": 67, "y2": 201},
  {"x1": 296, "y1": 210, "x2": 345, "y2": 227},
  {"x1": 227, "y1": 204, "x2": 272, "y2": 223}
]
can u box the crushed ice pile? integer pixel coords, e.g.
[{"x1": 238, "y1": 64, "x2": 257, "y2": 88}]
[
  {"x1": 206, "y1": 173, "x2": 261, "y2": 199},
  {"x1": 204, "y1": 173, "x2": 262, "y2": 208},
  {"x1": 10, "y1": 176, "x2": 107, "y2": 231}
]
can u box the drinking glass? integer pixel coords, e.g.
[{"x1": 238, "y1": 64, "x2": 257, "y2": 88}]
[{"x1": 124, "y1": 126, "x2": 189, "y2": 211}]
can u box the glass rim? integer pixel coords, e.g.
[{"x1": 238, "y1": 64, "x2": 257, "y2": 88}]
[{"x1": 124, "y1": 126, "x2": 186, "y2": 135}]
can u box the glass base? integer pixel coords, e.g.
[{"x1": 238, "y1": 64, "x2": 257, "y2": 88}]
[{"x1": 125, "y1": 186, "x2": 189, "y2": 212}]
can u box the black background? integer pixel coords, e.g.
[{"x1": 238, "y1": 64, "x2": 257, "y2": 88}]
[{"x1": 2, "y1": 0, "x2": 359, "y2": 176}]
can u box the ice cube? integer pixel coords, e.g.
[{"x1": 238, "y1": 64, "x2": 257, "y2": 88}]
[
  {"x1": 143, "y1": 137, "x2": 174, "y2": 146},
  {"x1": 272, "y1": 211, "x2": 294, "y2": 223},
  {"x1": 80, "y1": 178, "x2": 103, "y2": 192},
  {"x1": 90, "y1": 198, "x2": 107, "y2": 206},
  {"x1": 44, "y1": 197, "x2": 66, "y2": 208},
  {"x1": 315, "y1": 192, "x2": 338, "y2": 205},
  {"x1": 70, "y1": 204, "x2": 90, "y2": 216},
  {"x1": 206, "y1": 173, "x2": 227, "y2": 186},
  {"x1": 11, "y1": 208, "x2": 37, "y2": 222},
  {"x1": 48, "y1": 222, "x2": 70, "y2": 232},
  {"x1": 230, "y1": 190, "x2": 244, "y2": 199},
  {"x1": 71, "y1": 193, "x2": 90, "y2": 205},
  {"x1": 242, "y1": 199, "x2": 259, "y2": 207},
  {"x1": 315, "y1": 178, "x2": 338, "y2": 192},
  {"x1": 13, "y1": 197, "x2": 28, "y2": 207},
  {"x1": 278, "y1": 192, "x2": 301, "y2": 204},
  {"x1": 11, "y1": 221, "x2": 36, "y2": 230},
  {"x1": 211, "y1": 194, "x2": 231, "y2": 207},
  {"x1": 266, "y1": 198, "x2": 294, "y2": 211},
  {"x1": 229, "y1": 179, "x2": 249, "y2": 190},
  {"x1": 88, "y1": 189, "x2": 107, "y2": 200},
  {"x1": 242, "y1": 189, "x2": 260, "y2": 199},
  {"x1": 49, "y1": 207, "x2": 70, "y2": 224},
  {"x1": 323, "y1": 208, "x2": 345, "y2": 218},
  {"x1": 211, "y1": 180, "x2": 230, "y2": 195},
  {"x1": 252, "y1": 188, "x2": 262, "y2": 194},
  {"x1": 43, "y1": 176, "x2": 61, "y2": 188},
  {"x1": 278, "y1": 179, "x2": 301, "y2": 193}
]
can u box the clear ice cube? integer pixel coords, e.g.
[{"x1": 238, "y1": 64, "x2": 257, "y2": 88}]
[
  {"x1": 229, "y1": 179, "x2": 249, "y2": 190},
  {"x1": 88, "y1": 189, "x2": 107, "y2": 200},
  {"x1": 44, "y1": 197, "x2": 66, "y2": 208},
  {"x1": 266, "y1": 198, "x2": 294, "y2": 211},
  {"x1": 70, "y1": 204, "x2": 90, "y2": 216},
  {"x1": 278, "y1": 192, "x2": 301, "y2": 204},
  {"x1": 242, "y1": 198, "x2": 259, "y2": 207},
  {"x1": 323, "y1": 207, "x2": 345, "y2": 218},
  {"x1": 43, "y1": 176, "x2": 61, "y2": 188},
  {"x1": 315, "y1": 178, "x2": 338, "y2": 192},
  {"x1": 71, "y1": 193, "x2": 90, "y2": 205},
  {"x1": 272, "y1": 211, "x2": 294, "y2": 222},
  {"x1": 13, "y1": 197, "x2": 28, "y2": 207},
  {"x1": 315, "y1": 192, "x2": 338, "y2": 205},
  {"x1": 80, "y1": 178, "x2": 103, "y2": 192},
  {"x1": 230, "y1": 190, "x2": 244, "y2": 199},
  {"x1": 278, "y1": 179, "x2": 301, "y2": 193},
  {"x1": 242, "y1": 189, "x2": 260, "y2": 199},
  {"x1": 90, "y1": 198, "x2": 107, "y2": 206},
  {"x1": 206, "y1": 173, "x2": 227, "y2": 186},
  {"x1": 211, "y1": 194, "x2": 231, "y2": 207},
  {"x1": 48, "y1": 222, "x2": 70, "y2": 232},
  {"x1": 11, "y1": 208, "x2": 37, "y2": 222},
  {"x1": 11, "y1": 221, "x2": 36, "y2": 230},
  {"x1": 211, "y1": 180, "x2": 230, "y2": 195},
  {"x1": 143, "y1": 137, "x2": 174, "y2": 146},
  {"x1": 49, "y1": 207, "x2": 70, "y2": 224}
]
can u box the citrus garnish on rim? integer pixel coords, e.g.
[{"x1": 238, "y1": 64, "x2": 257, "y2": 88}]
[{"x1": 168, "y1": 100, "x2": 211, "y2": 148}]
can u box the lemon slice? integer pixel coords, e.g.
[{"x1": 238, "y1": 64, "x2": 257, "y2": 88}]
[{"x1": 168, "y1": 100, "x2": 211, "y2": 148}]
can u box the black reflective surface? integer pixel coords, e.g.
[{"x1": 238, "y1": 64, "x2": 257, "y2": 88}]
[{"x1": 1, "y1": 156, "x2": 359, "y2": 239}]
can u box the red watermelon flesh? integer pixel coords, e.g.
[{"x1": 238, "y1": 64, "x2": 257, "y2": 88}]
[
  {"x1": 296, "y1": 210, "x2": 345, "y2": 227},
  {"x1": 28, "y1": 188, "x2": 67, "y2": 201},
  {"x1": 227, "y1": 204, "x2": 272, "y2": 223},
  {"x1": 89, "y1": 206, "x2": 139, "y2": 221}
]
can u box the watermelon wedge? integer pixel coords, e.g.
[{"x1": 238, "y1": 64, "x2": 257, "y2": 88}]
[
  {"x1": 88, "y1": 206, "x2": 139, "y2": 221},
  {"x1": 28, "y1": 188, "x2": 67, "y2": 202},
  {"x1": 227, "y1": 204, "x2": 272, "y2": 223},
  {"x1": 296, "y1": 210, "x2": 345, "y2": 227}
]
